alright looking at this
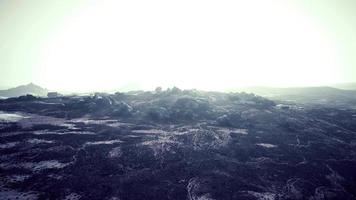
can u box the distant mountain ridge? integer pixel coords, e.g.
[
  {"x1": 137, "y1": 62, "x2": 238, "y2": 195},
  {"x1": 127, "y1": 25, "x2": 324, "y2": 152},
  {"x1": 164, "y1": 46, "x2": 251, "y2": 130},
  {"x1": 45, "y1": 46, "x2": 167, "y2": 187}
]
[
  {"x1": 1, "y1": 83, "x2": 356, "y2": 105},
  {"x1": 237, "y1": 86, "x2": 356, "y2": 96},
  {"x1": 233, "y1": 86, "x2": 356, "y2": 107},
  {"x1": 0, "y1": 83, "x2": 48, "y2": 98},
  {"x1": 332, "y1": 82, "x2": 356, "y2": 90}
]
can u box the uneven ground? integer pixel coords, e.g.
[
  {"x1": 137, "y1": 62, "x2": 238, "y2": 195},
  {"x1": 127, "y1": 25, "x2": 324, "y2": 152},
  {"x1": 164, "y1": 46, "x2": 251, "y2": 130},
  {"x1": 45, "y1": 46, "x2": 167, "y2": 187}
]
[{"x1": 0, "y1": 89, "x2": 356, "y2": 200}]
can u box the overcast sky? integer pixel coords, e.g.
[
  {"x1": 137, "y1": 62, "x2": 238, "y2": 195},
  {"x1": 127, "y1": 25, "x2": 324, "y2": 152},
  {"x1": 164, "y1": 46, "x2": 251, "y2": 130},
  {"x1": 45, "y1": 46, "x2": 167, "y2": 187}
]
[{"x1": 0, "y1": 0, "x2": 355, "y2": 92}]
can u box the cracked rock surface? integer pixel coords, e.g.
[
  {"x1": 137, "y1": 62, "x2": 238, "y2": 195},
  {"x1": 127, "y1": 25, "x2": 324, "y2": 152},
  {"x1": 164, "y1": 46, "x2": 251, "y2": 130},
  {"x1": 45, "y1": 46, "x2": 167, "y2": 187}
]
[{"x1": 0, "y1": 90, "x2": 356, "y2": 199}]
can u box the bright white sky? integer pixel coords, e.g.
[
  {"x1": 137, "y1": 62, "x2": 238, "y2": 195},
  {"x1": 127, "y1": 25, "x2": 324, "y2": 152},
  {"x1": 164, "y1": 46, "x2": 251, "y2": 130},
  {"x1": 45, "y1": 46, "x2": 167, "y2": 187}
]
[{"x1": 1, "y1": 0, "x2": 355, "y2": 92}]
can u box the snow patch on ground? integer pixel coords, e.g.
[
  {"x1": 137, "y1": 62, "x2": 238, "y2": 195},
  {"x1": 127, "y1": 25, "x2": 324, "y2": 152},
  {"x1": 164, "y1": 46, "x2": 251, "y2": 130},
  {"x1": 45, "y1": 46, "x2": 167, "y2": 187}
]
[
  {"x1": 232, "y1": 129, "x2": 249, "y2": 135},
  {"x1": 1, "y1": 160, "x2": 69, "y2": 172},
  {"x1": 132, "y1": 129, "x2": 167, "y2": 134},
  {"x1": 141, "y1": 136, "x2": 179, "y2": 157},
  {"x1": 187, "y1": 177, "x2": 216, "y2": 200},
  {"x1": 217, "y1": 128, "x2": 248, "y2": 135},
  {"x1": 190, "y1": 129, "x2": 232, "y2": 150},
  {"x1": 85, "y1": 139, "x2": 122, "y2": 146},
  {"x1": 27, "y1": 139, "x2": 54, "y2": 144},
  {"x1": 72, "y1": 118, "x2": 131, "y2": 128},
  {"x1": 247, "y1": 191, "x2": 276, "y2": 200},
  {"x1": 108, "y1": 147, "x2": 122, "y2": 158},
  {"x1": 64, "y1": 193, "x2": 82, "y2": 200},
  {"x1": 0, "y1": 142, "x2": 19, "y2": 149},
  {"x1": 33, "y1": 130, "x2": 95, "y2": 135},
  {"x1": 0, "y1": 112, "x2": 27, "y2": 122},
  {"x1": 256, "y1": 143, "x2": 277, "y2": 148},
  {"x1": 22, "y1": 160, "x2": 69, "y2": 171},
  {"x1": 17, "y1": 114, "x2": 66, "y2": 128}
]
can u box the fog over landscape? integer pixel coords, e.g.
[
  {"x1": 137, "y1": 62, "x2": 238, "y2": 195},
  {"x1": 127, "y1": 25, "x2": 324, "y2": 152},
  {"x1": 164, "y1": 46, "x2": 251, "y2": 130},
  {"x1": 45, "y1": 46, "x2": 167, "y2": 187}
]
[
  {"x1": 1, "y1": 0, "x2": 356, "y2": 91},
  {"x1": 1, "y1": 1, "x2": 356, "y2": 200}
]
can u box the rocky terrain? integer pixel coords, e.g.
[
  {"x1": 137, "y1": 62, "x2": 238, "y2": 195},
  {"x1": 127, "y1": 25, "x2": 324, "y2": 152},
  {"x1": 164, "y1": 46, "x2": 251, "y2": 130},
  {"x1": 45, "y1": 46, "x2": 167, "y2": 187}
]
[{"x1": 1, "y1": 88, "x2": 356, "y2": 199}]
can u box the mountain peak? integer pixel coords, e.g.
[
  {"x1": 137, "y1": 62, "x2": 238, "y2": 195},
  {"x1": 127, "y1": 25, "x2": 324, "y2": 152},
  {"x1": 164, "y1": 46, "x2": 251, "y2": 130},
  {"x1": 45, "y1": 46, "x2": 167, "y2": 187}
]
[
  {"x1": 0, "y1": 83, "x2": 48, "y2": 98},
  {"x1": 23, "y1": 82, "x2": 43, "y2": 89}
]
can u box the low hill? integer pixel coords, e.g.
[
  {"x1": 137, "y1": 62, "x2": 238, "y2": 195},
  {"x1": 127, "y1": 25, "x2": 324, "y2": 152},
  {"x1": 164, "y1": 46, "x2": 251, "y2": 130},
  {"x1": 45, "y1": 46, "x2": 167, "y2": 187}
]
[{"x1": 0, "y1": 83, "x2": 48, "y2": 98}]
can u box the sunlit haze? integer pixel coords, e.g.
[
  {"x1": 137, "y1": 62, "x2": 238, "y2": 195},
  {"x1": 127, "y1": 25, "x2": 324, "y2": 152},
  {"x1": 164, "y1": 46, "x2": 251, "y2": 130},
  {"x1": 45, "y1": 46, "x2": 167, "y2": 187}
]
[{"x1": 1, "y1": 0, "x2": 355, "y2": 92}]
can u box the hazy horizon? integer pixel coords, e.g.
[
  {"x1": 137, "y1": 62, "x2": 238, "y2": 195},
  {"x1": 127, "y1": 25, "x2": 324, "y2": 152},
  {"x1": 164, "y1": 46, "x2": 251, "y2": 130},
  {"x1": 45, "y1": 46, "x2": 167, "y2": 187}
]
[
  {"x1": 1, "y1": 0, "x2": 356, "y2": 92},
  {"x1": 1, "y1": 81, "x2": 356, "y2": 94}
]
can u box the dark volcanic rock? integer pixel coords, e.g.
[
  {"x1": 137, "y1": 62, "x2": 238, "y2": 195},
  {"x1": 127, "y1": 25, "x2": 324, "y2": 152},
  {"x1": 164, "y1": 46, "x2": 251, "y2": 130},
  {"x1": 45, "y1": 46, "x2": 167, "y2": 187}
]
[{"x1": 0, "y1": 88, "x2": 356, "y2": 199}]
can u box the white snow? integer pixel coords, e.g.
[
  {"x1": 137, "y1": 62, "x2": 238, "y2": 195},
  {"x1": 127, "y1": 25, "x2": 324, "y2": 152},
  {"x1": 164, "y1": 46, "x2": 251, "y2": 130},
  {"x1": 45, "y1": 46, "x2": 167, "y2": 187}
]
[
  {"x1": 233, "y1": 129, "x2": 249, "y2": 135},
  {"x1": 108, "y1": 147, "x2": 122, "y2": 158},
  {"x1": 85, "y1": 139, "x2": 122, "y2": 146},
  {"x1": 0, "y1": 112, "x2": 27, "y2": 122},
  {"x1": 27, "y1": 139, "x2": 54, "y2": 144},
  {"x1": 33, "y1": 130, "x2": 95, "y2": 135},
  {"x1": 132, "y1": 129, "x2": 167, "y2": 134},
  {"x1": 256, "y1": 143, "x2": 277, "y2": 148},
  {"x1": 72, "y1": 118, "x2": 131, "y2": 128}
]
